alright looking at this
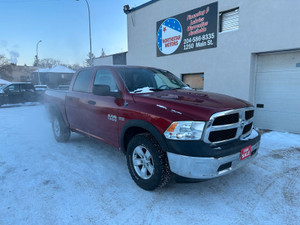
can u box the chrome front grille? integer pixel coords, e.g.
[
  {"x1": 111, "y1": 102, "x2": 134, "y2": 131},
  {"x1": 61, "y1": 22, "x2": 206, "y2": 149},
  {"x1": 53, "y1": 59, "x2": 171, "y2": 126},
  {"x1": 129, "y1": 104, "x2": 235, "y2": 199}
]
[{"x1": 203, "y1": 108, "x2": 255, "y2": 144}]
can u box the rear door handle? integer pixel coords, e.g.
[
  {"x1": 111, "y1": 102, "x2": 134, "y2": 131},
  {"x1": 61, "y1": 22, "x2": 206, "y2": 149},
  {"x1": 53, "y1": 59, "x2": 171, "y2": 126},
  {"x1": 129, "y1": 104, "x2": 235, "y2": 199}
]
[
  {"x1": 88, "y1": 100, "x2": 96, "y2": 105},
  {"x1": 66, "y1": 96, "x2": 73, "y2": 101}
]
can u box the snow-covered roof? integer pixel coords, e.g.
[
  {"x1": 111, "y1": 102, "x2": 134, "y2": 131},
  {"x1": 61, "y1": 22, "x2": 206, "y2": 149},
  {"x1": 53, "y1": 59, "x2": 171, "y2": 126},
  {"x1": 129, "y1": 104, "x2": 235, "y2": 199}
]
[
  {"x1": 48, "y1": 65, "x2": 75, "y2": 73},
  {"x1": 34, "y1": 68, "x2": 50, "y2": 73},
  {"x1": 0, "y1": 78, "x2": 11, "y2": 85},
  {"x1": 34, "y1": 65, "x2": 75, "y2": 74}
]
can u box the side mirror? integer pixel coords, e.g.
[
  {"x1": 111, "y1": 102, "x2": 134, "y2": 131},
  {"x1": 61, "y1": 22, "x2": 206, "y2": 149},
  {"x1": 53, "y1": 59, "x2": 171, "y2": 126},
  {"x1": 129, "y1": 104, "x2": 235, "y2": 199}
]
[
  {"x1": 93, "y1": 85, "x2": 111, "y2": 96},
  {"x1": 93, "y1": 85, "x2": 122, "y2": 98}
]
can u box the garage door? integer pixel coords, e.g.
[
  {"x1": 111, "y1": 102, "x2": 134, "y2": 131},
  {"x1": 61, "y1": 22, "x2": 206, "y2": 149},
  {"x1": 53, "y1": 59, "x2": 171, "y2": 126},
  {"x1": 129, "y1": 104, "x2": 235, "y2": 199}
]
[{"x1": 255, "y1": 51, "x2": 300, "y2": 134}]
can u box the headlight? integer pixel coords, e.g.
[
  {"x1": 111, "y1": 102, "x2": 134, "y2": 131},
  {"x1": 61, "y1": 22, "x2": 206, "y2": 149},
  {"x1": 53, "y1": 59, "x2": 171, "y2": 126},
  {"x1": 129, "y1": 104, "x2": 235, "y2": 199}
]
[{"x1": 164, "y1": 121, "x2": 205, "y2": 140}]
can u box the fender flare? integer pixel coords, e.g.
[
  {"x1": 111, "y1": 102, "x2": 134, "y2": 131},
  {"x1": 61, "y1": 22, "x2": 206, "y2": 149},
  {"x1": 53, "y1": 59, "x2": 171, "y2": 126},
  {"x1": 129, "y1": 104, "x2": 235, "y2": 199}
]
[
  {"x1": 120, "y1": 119, "x2": 169, "y2": 154},
  {"x1": 46, "y1": 103, "x2": 69, "y2": 127}
]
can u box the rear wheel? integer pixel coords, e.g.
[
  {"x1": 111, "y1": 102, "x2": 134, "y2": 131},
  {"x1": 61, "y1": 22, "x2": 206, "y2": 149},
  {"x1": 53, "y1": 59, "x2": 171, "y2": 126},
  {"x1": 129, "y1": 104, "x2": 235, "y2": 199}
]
[
  {"x1": 126, "y1": 133, "x2": 171, "y2": 190},
  {"x1": 52, "y1": 114, "x2": 70, "y2": 142}
]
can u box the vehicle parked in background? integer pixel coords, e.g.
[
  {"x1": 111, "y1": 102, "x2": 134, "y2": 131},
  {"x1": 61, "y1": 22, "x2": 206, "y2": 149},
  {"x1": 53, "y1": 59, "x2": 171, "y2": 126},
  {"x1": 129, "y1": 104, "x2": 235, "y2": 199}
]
[
  {"x1": 57, "y1": 85, "x2": 70, "y2": 90},
  {"x1": 0, "y1": 82, "x2": 37, "y2": 106},
  {"x1": 45, "y1": 66, "x2": 261, "y2": 190},
  {"x1": 34, "y1": 84, "x2": 48, "y2": 91},
  {"x1": 34, "y1": 85, "x2": 48, "y2": 102}
]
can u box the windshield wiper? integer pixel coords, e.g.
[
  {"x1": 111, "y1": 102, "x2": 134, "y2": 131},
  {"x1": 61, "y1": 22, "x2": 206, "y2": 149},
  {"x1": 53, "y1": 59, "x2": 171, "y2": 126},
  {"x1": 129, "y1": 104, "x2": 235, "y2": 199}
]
[{"x1": 149, "y1": 88, "x2": 165, "y2": 92}]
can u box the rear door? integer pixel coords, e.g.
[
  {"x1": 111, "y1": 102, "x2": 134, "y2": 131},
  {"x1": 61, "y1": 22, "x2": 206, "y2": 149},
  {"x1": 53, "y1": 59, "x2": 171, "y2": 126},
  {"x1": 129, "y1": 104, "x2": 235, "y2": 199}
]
[
  {"x1": 66, "y1": 69, "x2": 95, "y2": 133},
  {"x1": 20, "y1": 84, "x2": 36, "y2": 102}
]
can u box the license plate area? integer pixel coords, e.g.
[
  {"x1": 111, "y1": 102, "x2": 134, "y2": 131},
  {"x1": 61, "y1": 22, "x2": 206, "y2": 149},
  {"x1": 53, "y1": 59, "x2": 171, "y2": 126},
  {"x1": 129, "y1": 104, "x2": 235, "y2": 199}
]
[{"x1": 240, "y1": 145, "x2": 251, "y2": 160}]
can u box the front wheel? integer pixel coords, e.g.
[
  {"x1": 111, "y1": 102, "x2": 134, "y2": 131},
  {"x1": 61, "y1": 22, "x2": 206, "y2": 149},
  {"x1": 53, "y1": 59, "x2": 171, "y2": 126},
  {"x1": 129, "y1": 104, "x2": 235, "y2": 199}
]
[
  {"x1": 126, "y1": 133, "x2": 171, "y2": 191},
  {"x1": 52, "y1": 114, "x2": 70, "y2": 142}
]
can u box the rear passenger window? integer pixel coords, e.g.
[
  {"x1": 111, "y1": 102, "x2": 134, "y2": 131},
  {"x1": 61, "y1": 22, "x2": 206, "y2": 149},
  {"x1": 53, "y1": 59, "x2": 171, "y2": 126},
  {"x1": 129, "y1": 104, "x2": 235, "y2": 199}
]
[
  {"x1": 73, "y1": 69, "x2": 93, "y2": 92},
  {"x1": 94, "y1": 69, "x2": 118, "y2": 92},
  {"x1": 20, "y1": 84, "x2": 34, "y2": 92}
]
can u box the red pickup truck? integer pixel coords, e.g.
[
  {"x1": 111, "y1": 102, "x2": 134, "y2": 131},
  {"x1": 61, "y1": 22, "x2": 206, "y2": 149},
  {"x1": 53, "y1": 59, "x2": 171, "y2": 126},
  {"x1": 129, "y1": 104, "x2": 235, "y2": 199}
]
[{"x1": 45, "y1": 66, "x2": 260, "y2": 190}]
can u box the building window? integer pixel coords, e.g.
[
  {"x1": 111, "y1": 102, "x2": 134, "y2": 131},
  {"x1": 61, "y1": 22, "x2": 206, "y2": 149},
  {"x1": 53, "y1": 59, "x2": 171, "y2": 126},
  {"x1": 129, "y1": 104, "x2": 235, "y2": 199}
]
[
  {"x1": 219, "y1": 8, "x2": 239, "y2": 32},
  {"x1": 182, "y1": 73, "x2": 204, "y2": 90}
]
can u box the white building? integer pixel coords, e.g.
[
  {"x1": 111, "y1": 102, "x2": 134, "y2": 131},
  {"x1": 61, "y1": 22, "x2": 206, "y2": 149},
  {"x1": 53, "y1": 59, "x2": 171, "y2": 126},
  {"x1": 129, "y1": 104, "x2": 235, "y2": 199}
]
[
  {"x1": 96, "y1": 0, "x2": 300, "y2": 134},
  {"x1": 93, "y1": 52, "x2": 127, "y2": 66}
]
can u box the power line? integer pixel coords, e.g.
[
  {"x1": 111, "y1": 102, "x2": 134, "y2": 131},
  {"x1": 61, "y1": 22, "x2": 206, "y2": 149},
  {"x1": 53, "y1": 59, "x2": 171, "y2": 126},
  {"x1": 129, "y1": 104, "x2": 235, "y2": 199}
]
[{"x1": 0, "y1": 0, "x2": 63, "y2": 3}]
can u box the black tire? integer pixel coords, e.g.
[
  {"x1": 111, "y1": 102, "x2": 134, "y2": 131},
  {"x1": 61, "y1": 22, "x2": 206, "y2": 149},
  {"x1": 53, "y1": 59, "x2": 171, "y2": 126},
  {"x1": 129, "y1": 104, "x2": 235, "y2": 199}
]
[
  {"x1": 126, "y1": 133, "x2": 171, "y2": 191},
  {"x1": 52, "y1": 114, "x2": 70, "y2": 142}
]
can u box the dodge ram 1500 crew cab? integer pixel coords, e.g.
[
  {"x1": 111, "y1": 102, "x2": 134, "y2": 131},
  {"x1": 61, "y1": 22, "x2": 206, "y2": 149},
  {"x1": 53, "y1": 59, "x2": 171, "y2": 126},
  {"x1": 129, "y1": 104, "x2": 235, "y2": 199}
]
[{"x1": 45, "y1": 66, "x2": 260, "y2": 190}]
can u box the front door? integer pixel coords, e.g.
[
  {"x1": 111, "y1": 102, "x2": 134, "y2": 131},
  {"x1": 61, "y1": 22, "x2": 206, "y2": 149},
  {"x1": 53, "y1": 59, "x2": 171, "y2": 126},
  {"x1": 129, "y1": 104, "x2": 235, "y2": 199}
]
[
  {"x1": 86, "y1": 68, "x2": 123, "y2": 147},
  {"x1": 5, "y1": 84, "x2": 21, "y2": 104}
]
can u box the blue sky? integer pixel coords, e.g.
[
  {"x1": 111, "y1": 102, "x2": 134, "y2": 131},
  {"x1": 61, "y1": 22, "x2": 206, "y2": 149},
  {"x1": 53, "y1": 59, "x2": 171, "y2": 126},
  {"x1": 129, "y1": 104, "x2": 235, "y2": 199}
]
[{"x1": 0, "y1": 0, "x2": 148, "y2": 66}]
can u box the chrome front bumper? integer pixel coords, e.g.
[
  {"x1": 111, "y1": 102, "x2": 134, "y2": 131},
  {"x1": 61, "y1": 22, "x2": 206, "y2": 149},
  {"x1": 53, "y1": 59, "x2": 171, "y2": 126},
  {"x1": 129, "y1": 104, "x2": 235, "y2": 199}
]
[{"x1": 167, "y1": 135, "x2": 260, "y2": 179}]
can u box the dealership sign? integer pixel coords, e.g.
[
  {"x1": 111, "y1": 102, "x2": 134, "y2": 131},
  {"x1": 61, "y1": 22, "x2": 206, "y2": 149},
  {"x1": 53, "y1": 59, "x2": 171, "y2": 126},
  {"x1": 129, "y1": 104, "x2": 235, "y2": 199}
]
[{"x1": 157, "y1": 2, "x2": 218, "y2": 57}]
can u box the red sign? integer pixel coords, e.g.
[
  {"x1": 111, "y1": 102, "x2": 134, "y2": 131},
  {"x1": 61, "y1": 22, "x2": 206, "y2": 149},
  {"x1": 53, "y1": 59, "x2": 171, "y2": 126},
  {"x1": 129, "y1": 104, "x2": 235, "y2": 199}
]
[{"x1": 240, "y1": 146, "x2": 251, "y2": 160}]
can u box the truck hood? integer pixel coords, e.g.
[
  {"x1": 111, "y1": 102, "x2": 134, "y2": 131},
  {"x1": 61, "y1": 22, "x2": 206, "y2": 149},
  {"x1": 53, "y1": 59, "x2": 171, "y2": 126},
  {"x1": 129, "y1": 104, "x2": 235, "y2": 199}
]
[{"x1": 132, "y1": 89, "x2": 252, "y2": 121}]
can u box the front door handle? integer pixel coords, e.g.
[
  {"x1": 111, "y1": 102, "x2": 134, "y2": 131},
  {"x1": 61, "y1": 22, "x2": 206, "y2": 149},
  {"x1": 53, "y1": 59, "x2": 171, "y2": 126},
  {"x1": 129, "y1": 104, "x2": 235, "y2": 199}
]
[{"x1": 88, "y1": 100, "x2": 96, "y2": 105}]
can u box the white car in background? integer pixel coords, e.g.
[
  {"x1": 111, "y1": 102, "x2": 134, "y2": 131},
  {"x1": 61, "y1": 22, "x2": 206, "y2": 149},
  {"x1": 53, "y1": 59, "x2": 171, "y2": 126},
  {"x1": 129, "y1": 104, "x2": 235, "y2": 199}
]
[{"x1": 34, "y1": 85, "x2": 48, "y2": 102}]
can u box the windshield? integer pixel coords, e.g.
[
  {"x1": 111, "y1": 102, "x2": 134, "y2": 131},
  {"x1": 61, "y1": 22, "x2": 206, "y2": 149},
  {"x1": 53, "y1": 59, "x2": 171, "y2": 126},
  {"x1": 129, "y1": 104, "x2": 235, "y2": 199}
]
[
  {"x1": 116, "y1": 68, "x2": 188, "y2": 93},
  {"x1": 0, "y1": 84, "x2": 8, "y2": 89},
  {"x1": 0, "y1": 84, "x2": 8, "y2": 93}
]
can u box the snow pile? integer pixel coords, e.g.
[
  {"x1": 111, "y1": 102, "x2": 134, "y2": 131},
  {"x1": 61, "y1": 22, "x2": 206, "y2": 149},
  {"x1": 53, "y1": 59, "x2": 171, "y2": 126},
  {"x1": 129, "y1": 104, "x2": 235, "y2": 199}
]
[
  {"x1": 1, "y1": 102, "x2": 40, "y2": 108},
  {"x1": 130, "y1": 87, "x2": 154, "y2": 93}
]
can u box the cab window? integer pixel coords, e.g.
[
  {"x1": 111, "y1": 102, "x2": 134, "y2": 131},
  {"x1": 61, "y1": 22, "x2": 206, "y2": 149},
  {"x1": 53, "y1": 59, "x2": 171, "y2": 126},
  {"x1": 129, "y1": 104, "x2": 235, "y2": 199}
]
[
  {"x1": 20, "y1": 84, "x2": 35, "y2": 92},
  {"x1": 94, "y1": 69, "x2": 118, "y2": 92},
  {"x1": 73, "y1": 69, "x2": 93, "y2": 92}
]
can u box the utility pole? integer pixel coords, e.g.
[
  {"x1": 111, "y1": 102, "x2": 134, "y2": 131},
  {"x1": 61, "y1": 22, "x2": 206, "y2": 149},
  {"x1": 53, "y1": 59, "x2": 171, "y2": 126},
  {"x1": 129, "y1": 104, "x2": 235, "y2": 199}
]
[
  {"x1": 36, "y1": 40, "x2": 42, "y2": 85},
  {"x1": 76, "y1": 0, "x2": 93, "y2": 65}
]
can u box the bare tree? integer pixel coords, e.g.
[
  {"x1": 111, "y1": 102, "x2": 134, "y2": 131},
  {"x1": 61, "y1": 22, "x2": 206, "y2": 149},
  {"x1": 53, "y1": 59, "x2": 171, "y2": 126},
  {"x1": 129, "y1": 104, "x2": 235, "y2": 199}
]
[
  {"x1": 85, "y1": 52, "x2": 95, "y2": 66},
  {"x1": 0, "y1": 54, "x2": 8, "y2": 66},
  {"x1": 101, "y1": 48, "x2": 106, "y2": 57},
  {"x1": 33, "y1": 55, "x2": 38, "y2": 67},
  {"x1": 63, "y1": 63, "x2": 82, "y2": 71},
  {"x1": 38, "y1": 58, "x2": 61, "y2": 68},
  {"x1": 0, "y1": 55, "x2": 13, "y2": 81}
]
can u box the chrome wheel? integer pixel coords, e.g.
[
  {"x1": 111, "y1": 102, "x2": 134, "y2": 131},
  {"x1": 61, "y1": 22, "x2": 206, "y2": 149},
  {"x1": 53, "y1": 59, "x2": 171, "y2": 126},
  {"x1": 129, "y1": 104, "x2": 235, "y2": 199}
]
[
  {"x1": 132, "y1": 145, "x2": 154, "y2": 180},
  {"x1": 52, "y1": 115, "x2": 70, "y2": 142},
  {"x1": 53, "y1": 118, "x2": 61, "y2": 137}
]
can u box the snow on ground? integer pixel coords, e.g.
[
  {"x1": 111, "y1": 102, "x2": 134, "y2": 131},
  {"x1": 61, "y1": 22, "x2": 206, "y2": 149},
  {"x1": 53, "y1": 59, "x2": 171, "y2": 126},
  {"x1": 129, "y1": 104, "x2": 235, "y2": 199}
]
[{"x1": 0, "y1": 105, "x2": 299, "y2": 225}]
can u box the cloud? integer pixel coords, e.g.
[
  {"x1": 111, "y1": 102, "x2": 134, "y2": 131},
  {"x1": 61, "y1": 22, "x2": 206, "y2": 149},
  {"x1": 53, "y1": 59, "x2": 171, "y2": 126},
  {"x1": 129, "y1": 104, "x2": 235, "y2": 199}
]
[{"x1": 9, "y1": 50, "x2": 20, "y2": 64}]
